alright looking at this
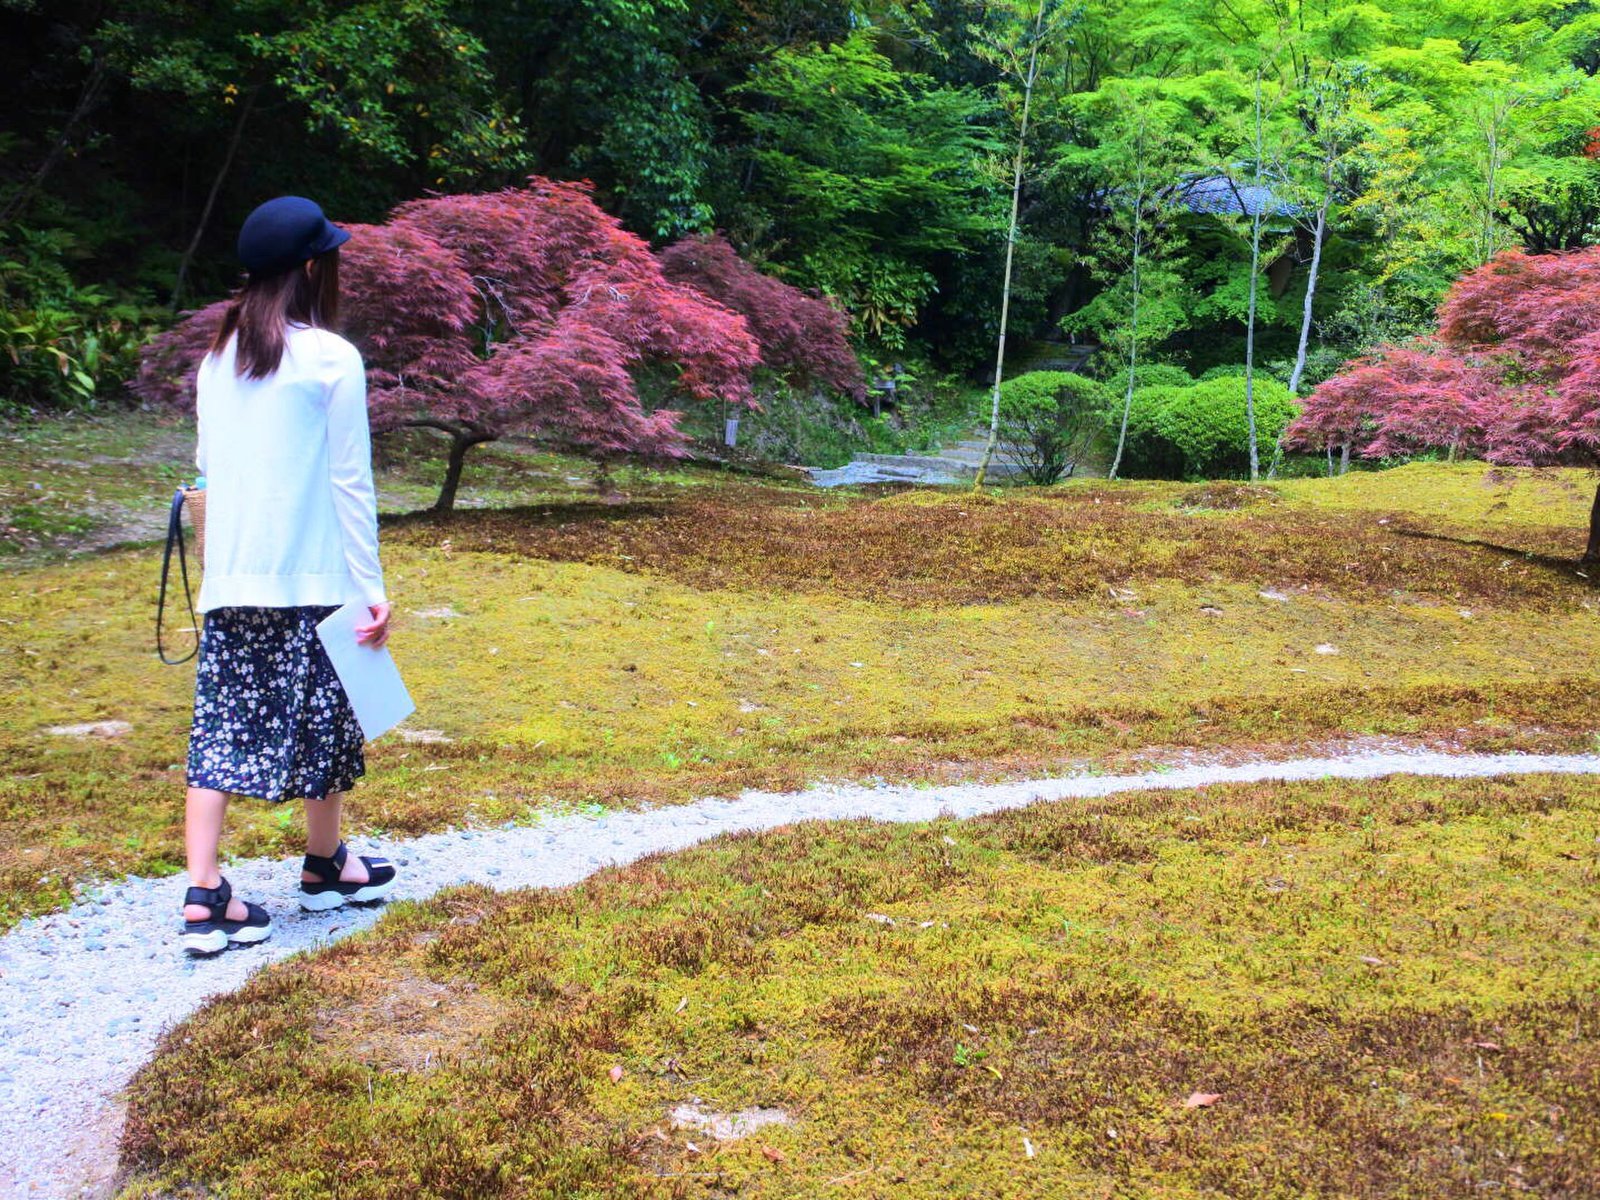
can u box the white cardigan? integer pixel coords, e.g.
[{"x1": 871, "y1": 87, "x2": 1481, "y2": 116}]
[{"x1": 195, "y1": 323, "x2": 386, "y2": 613}]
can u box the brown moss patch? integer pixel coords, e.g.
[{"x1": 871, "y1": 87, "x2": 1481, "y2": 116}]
[
  {"x1": 824, "y1": 986, "x2": 1600, "y2": 1197},
  {"x1": 1175, "y1": 480, "x2": 1281, "y2": 510},
  {"x1": 310, "y1": 972, "x2": 504, "y2": 1074},
  {"x1": 386, "y1": 486, "x2": 1595, "y2": 608}
]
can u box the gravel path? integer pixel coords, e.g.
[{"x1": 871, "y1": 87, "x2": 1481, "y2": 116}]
[{"x1": 5, "y1": 747, "x2": 1600, "y2": 1199}]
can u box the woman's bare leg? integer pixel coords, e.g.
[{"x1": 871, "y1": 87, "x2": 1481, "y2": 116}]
[
  {"x1": 302, "y1": 791, "x2": 369, "y2": 884},
  {"x1": 184, "y1": 786, "x2": 248, "y2": 921}
]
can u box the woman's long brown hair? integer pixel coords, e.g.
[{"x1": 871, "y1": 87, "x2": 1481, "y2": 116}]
[{"x1": 209, "y1": 249, "x2": 341, "y2": 379}]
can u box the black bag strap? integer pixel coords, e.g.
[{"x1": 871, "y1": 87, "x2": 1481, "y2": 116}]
[{"x1": 157, "y1": 487, "x2": 200, "y2": 665}]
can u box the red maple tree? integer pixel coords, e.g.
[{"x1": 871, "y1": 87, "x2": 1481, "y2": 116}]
[
  {"x1": 658, "y1": 234, "x2": 865, "y2": 400},
  {"x1": 1288, "y1": 247, "x2": 1600, "y2": 560},
  {"x1": 136, "y1": 178, "x2": 763, "y2": 511}
]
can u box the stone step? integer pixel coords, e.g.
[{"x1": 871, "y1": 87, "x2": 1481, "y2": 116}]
[
  {"x1": 857, "y1": 453, "x2": 977, "y2": 474},
  {"x1": 810, "y1": 429, "x2": 1105, "y2": 487},
  {"x1": 808, "y1": 462, "x2": 967, "y2": 488},
  {"x1": 940, "y1": 443, "x2": 1016, "y2": 460},
  {"x1": 938, "y1": 454, "x2": 1029, "y2": 474}
]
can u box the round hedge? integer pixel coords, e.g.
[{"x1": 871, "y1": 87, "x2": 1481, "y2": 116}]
[
  {"x1": 1118, "y1": 384, "x2": 1189, "y2": 479},
  {"x1": 1103, "y1": 362, "x2": 1194, "y2": 398},
  {"x1": 997, "y1": 370, "x2": 1111, "y2": 484},
  {"x1": 1115, "y1": 375, "x2": 1298, "y2": 480},
  {"x1": 999, "y1": 369, "x2": 1111, "y2": 415}
]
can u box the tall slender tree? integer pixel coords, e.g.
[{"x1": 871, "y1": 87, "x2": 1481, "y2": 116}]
[
  {"x1": 1286, "y1": 65, "x2": 1370, "y2": 397},
  {"x1": 1241, "y1": 67, "x2": 1271, "y2": 481},
  {"x1": 973, "y1": 0, "x2": 1077, "y2": 489},
  {"x1": 1059, "y1": 80, "x2": 1195, "y2": 479}
]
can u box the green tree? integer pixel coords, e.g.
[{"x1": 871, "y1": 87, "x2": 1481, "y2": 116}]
[
  {"x1": 1, "y1": 0, "x2": 527, "y2": 303},
  {"x1": 971, "y1": 0, "x2": 1080, "y2": 489},
  {"x1": 1284, "y1": 63, "x2": 1375, "y2": 398},
  {"x1": 996, "y1": 369, "x2": 1109, "y2": 483},
  {"x1": 730, "y1": 27, "x2": 999, "y2": 347},
  {"x1": 1059, "y1": 78, "x2": 1199, "y2": 479}
]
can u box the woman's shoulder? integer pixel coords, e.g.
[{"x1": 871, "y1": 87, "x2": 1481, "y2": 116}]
[{"x1": 288, "y1": 323, "x2": 363, "y2": 368}]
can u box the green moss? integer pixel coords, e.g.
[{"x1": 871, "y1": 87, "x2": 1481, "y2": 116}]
[
  {"x1": 1271, "y1": 461, "x2": 1597, "y2": 530},
  {"x1": 6, "y1": 463, "x2": 1600, "y2": 927},
  {"x1": 120, "y1": 773, "x2": 1600, "y2": 1197}
]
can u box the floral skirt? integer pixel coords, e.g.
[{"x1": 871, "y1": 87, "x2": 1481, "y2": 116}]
[{"x1": 187, "y1": 606, "x2": 365, "y2": 803}]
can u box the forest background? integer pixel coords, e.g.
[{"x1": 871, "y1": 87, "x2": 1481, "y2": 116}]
[{"x1": 4, "y1": 0, "x2": 1600, "y2": 471}]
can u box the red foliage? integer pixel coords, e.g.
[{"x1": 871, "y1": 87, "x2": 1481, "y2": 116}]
[
  {"x1": 338, "y1": 221, "x2": 480, "y2": 428},
  {"x1": 1436, "y1": 248, "x2": 1600, "y2": 362},
  {"x1": 394, "y1": 181, "x2": 760, "y2": 448},
  {"x1": 658, "y1": 234, "x2": 865, "y2": 399},
  {"x1": 472, "y1": 324, "x2": 686, "y2": 454},
  {"x1": 1289, "y1": 247, "x2": 1600, "y2": 467},
  {"x1": 135, "y1": 178, "x2": 763, "y2": 463},
  {"x1": 130, "y1": 300, "x2": 228, "y2": 411}
]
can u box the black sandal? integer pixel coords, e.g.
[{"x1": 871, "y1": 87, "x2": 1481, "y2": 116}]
[
  {"x1": 180, "y1": 877, "x2": 272, "y2": 955},
  {"x1": 300, "y1": 841, "x2": 397, "y2": 911}
]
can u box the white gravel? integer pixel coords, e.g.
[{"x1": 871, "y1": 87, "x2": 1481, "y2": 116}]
[{"x1": 4, "y1": 747, "x2": 1600, "y2": 1199}]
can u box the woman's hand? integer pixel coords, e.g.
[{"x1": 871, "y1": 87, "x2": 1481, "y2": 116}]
[{"x1": 355, "y1": 602, "x2": 391, "y2": 650}]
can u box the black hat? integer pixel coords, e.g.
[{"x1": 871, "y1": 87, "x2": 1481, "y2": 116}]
[{"x1": 237, "y1": 196, "x2": 351, "y2": 276}]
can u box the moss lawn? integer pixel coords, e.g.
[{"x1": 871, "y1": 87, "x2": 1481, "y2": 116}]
[
  {"x1": 119, "y1": 770, "x2": 1600, "y2": 1197},
  {"x1": 3, "y1": 420, "x2": 1600, "y2": 927}
]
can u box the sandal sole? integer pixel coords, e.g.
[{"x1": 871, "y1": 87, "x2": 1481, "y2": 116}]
[
  {"x1": 181, "y1": 929, "x2": 228, "y2": 955},
  {"x1": 181, "y1": 925, "x2": 270, "y2": 955},
  {"x1": 299, "y1": 877, "x2": 396, "y2": 911}
]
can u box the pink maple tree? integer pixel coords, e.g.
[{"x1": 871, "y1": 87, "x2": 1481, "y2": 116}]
[
  {"x1": 658, "y1": 234, "x2": 865, "y2": 400},
  {"x1": 132, "y1": 220, "x2": 481, "y2": 429},
  {"x1": 135, "y1": 178, "x2": 762, "y2": 511},
  {"x1": 1288, "y1": 247, "x2": 1600, "y2": 560}
]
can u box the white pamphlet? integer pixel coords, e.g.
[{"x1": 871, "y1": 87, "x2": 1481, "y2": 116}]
[{"x1": 316, "y1": 600, "x2": 415, "y2": 741}]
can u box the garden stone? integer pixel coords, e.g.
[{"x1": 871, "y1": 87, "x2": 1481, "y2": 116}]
[{"x1": 42, "y1": 721, "x2": 131, "y2": 739}]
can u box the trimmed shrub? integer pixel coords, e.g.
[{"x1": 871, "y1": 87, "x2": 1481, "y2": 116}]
[
  {"x1": 1118, "y1": 384, "x2": 1189, "y2": 479},
  {"x1": 1103, "y1": 361, "x2": 1194, "y2": 398},
  {"x1": 1118, "y1": 376, "x2": 1299, "y2": 480},
  {"x1": 997, "y1": 370, "x2": 1110, "y2": 484}
]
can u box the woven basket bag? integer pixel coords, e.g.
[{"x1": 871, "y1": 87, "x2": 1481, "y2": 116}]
[{"x1": 181, "y1": 486, "x2": 206, "y2": 562}]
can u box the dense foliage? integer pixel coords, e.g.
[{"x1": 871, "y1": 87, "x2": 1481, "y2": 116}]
[
  {"x1": 1123, "y1": 377, "x2": 1299, "y2": 480},
  {"x1": 7, "y1": 0, "x2": 1600, "y2": 470}
]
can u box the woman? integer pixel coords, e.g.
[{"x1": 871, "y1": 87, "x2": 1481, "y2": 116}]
[{"x1": 180, "y1": 195, "x2": 398, "y2": 955}]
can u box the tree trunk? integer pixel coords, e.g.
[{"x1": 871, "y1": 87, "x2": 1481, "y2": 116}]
[
  {"x1": 1288, "y1": 195, "x2": 1329, "y2": 395},
  {"x1": 1107, "y1": 210, "x2": 1143, "y2": 481},
  {"x1": 408, "y1": 419, "x2": 497, "y2": 513},
  {"x1": 1245, "y1": 206, "x2": 1263, "y2": 482},
  {"x1": 1243, "y1": 72, "x2": 1265, "y2": 483},
  {"x1": 1585, "y1": 481, "x2": 1600, "y2": 563},
  {"x1": 1339, "y1": 440, "x2": 1351, "y2": 475},
  {"x1": 975, "y1": 6, "x2": 1046, "y2": 491},
  {"x1": 435, "y1": 429, "x2": 494, "y2": 513},
  {"x1": 172, "y1": 86, "x2": 258, "y2": 307},
  {"x1": 0, "y1": 58, "x2": 108, "y2": 227}
]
